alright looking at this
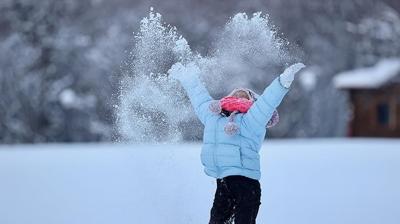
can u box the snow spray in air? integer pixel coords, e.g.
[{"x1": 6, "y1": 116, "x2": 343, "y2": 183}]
[{"x1": 116, "y1": 9, "x2": 294, "y2": 142}]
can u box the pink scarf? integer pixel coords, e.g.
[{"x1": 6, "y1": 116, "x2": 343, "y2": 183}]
[
  {"x1": 208, "y1": 96, "x2": 279, "y2": 135},
  {"x1": 220, "y1": 96, "x2": 253, "y2": 113}
]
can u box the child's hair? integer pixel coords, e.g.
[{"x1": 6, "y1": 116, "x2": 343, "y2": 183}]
[
  {"x1": 228, "y1": 88, "x2": 259, "y2": 102},
  {"x1": 231, "y1": 90, "x2": 250, "y2": 100}
]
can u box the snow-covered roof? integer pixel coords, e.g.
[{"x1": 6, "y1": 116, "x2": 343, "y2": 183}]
[{"x1": 333, "y1": 58, "x2": 400, "y2": 89}]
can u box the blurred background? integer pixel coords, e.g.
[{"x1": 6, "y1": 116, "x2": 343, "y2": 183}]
[{"x1": 1, "y1": 0, "x2": 400, "y2": 143}]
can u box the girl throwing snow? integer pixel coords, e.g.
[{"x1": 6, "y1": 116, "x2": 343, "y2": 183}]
[{"x1": 168, "y1": 62, "x2": 305, "y2": 224}]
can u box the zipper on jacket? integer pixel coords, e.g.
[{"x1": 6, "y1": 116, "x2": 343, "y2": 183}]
[{"x1": 213, "y1": 117, "x2": 219, "y2": 176}]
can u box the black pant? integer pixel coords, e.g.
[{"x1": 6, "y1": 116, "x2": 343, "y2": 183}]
[{"x1": 209, "y1": 175, "x2": 261, "y2": 224}]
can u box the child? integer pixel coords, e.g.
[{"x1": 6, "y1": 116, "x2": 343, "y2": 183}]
[{"x1": 168, "y1": 62, "x2": 305, "y2": 224}]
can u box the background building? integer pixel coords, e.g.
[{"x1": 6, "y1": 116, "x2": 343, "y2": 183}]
[{"x1": 334, "y1": 58, "x2": 400, "y2": 137}]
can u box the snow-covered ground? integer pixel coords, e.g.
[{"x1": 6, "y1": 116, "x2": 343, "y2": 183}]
[{"x1": 0, "y1": 139, "x2": 399, "y2": 224}]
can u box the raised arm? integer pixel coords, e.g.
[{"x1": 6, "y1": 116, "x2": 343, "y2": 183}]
[
  {"x1": 242, "y1": 63, "x2": 305, "y2": 135},
  {"x1": 168, "y1": 62, "x2": 214, "y2": 124}
]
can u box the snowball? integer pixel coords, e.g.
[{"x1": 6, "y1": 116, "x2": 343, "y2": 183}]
[{"x1": 59, "y1": 89, "x2": 77, "y2": 108}]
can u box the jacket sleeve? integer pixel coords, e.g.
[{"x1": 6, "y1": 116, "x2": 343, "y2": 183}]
[
  {"x1": 178, "y1": 75, "x2": 214, "y2": 125},
  {"x1": 242, "y1": 77, "x2": 289, "y2": 136}
]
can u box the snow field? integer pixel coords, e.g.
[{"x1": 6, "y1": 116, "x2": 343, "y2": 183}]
[{"x1": 0, "y1": 139, "x2": 399, "y2": 224}]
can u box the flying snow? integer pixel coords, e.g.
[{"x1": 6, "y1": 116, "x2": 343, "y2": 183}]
[{"x1": 116, "y1": 9, "x2": 295, "y2": 142}]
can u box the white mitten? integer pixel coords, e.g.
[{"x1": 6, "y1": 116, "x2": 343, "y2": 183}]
[
  {"x1": 168, "y1": 62, "x2": 201, "y2": 84},
  {"x1": 168, "y1": 62, "x2": 185, "y2": 80},
  {"x1": 279, "y1": 63, "x2": 306, "y2": 88},
  {"x1": 173, "y1": 38, "x2": 191, "y2": 59}
]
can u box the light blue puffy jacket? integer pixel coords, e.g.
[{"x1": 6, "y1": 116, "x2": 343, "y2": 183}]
[{"x1": 179, "y1": 76, "x2": 289, "y2": 180}]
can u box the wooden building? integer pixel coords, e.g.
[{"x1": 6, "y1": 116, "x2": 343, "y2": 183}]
[{"x1": 334, "y1": 59, "x2": 400, "y2": 137}]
